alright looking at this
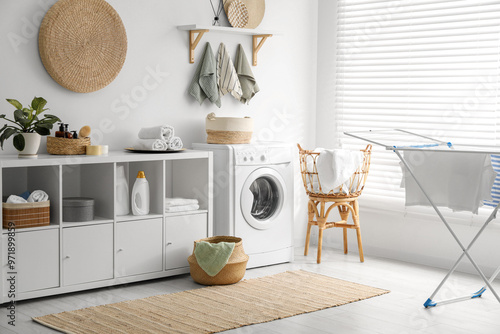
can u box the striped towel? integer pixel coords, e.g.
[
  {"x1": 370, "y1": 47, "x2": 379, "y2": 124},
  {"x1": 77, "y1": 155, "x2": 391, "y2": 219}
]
[
  {"x1": 484, "y1": 154, "x2": 500, "y2": 207},
  {"x1": 217, "y1": 43, "x2": 242, "y2": 101},
  {"x1": 235, "y1": 44, "x2": 260, "y2": 104},
  {"x1": 188, "y1": 42, "x2": 221, "y2": 107}
]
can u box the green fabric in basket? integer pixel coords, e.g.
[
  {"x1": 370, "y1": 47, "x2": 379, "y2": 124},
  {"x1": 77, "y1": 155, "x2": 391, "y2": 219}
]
[{"x1": 194, "y1": 241, "x2": 235, "y2": 277}]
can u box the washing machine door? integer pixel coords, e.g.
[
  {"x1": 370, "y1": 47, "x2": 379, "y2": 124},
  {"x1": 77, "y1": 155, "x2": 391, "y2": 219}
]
[{"x1": 240, "y1": 167, "x2": 286, "y2": 230}]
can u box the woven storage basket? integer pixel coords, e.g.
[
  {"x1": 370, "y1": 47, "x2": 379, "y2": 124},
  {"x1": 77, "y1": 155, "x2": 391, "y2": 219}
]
[
  {"x1": 205, "y1": 113, "x2": 253, "y2": 144},
  {"x1": 188, "y1": 236, "x2": 249, "y2": 285},
  {"x1": 2, "y1": 201, "x2": 50, "y2": 229},
  {"x1": 47, "y1": 137, "x2": 91, "y2": 155}
]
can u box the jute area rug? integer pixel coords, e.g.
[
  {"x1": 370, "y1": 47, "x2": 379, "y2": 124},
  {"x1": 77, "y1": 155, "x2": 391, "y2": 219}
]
[{"x1": 34, "y1": 270, "x2": 389, "y2": 334}]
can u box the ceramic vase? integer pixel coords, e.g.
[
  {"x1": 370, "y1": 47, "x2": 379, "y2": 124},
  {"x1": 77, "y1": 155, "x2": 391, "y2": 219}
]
[{"x1": 17, "y1": 133, "x2": 41, "y2": 158}]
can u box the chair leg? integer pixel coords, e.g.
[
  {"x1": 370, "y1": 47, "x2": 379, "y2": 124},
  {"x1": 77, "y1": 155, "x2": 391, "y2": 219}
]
[
  {"x1": 317, "y1": 227, "x2": 324, "y2": 264},
  {"x1": 343, "y1": 228, "x2": 348, "y2": 254},
  {"x1": 353, "y1": 199, "x2": 364, "y2": 263},
  {"x1": 338, "y1": 205, "x2": 349, "y2": 254},
  {"x1": 304, "y1": 222, "x2": 312, "y2": 256}
]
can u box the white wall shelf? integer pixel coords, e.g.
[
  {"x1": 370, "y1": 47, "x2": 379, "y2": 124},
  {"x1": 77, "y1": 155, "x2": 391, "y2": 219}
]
[
  {"x1": 177, "y1": 24, "x2": 283, "y2": 66},
  {"x1": 0, "y1": 150, "x2": 213, "y2": 303}
]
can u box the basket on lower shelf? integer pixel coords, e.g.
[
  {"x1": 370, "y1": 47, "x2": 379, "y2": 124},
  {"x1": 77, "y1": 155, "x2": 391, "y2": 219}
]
[
  {"x1": 47, "y1": 137, "x2": 91, "y2": 155},
  {"x1": 2, "y1": 201, "x2": 50, "y2": 229},
  {"x1": 188, "y1": 236, "x2": 249, "y2": 285}
]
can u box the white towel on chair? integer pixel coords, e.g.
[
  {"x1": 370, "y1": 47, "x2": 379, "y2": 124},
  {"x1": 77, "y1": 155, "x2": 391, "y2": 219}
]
[
  {"x1": 316, "y1": 149, "x2": 364, "y2": 192},
  {"x1": 138, "y1": 125, "x2": 174, "y2": 141},
  {"x1": 134, "y1": 139, "x2": 168, "y2": 151},
  {"x1": 27, "y1": 190, "x2": 49, "y2": 202},
  {"x1": 6, "y1": 195, "x2": 27, "y2": 204},
  {"x1": 165, "y1": 204, "x2": 199, "y2": 213},
  {"x1": 400, "y1": 151, "x2": 496, "y2": 214},
  {"x1": 168, "y1": 136, "x2": 183, "y2": 150}
]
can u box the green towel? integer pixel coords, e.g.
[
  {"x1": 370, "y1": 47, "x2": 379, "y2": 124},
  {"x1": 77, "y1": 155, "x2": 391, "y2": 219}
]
[
  {"x1": 235, "y1": 44, "x2": 260, "y2": 104},
  {"x1": 188, "y1": 42, "x2": 221, "y2": 107},
  {"x1": 194, "y1": 241, "x2": 235, "y2": 277}
]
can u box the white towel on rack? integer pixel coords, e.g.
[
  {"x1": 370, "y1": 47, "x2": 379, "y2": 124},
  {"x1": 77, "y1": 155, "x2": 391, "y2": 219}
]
[
  {"x1": 6, "y1": 195, "x2": 27, "y2": 204},
  {"x1": 168, "y1": 136, "x2": 183, "y2": 150},
  {"x1": 27, "y1": 190, "x2": 49, "y2": 202},
  {"x1": 138, "y1": 125, "x2": 174, "y2": 141},
  {"x1": 217, "y1": 43, "x2": 242, "y2": 101},
  {"x1": 165, "y1": 198, "x2": 199, "y2": 207},
  {"x1": 134, "y1": 139, "x2": 168, "y2": 151},
  {"x1": 316, "y1": 149, "x2": 364, "y2": 192},
  {"x1": 165, "y1": 204, "x2": 200, "y2": 213},
  {"x1": 400, "y1": 151, "x2": 497, "y2": 214}
]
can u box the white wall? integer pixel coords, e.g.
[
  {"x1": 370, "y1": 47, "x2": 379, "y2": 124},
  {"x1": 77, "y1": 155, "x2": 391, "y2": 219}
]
[
  {"x1": 316, "y1": 0, "x2": 500, "y2": 279},
  {"x1": 0, "y1": 0, "x2": 318, "y2": 246}
]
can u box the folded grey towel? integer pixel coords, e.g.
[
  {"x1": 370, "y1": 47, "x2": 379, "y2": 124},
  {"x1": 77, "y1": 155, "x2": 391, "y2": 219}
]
[
  {"x1": 138, "y1": 125, "x2": 174, "y2": 141},
  {"x1": 235, "y1": 44, "x2": 260, "y2": 104},
  {"x1": 188, "y1": 43, "x2": 221, "y2": 107}
]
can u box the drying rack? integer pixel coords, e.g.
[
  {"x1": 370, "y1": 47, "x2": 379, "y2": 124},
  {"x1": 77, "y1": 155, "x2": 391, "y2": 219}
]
[{"x1": 344, "y1": 129, "x2": 500, "y2": 308}]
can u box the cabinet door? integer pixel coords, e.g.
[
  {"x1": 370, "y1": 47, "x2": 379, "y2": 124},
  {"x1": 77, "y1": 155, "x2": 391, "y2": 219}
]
[
  {"x1": 116, "y1": 218, "x2": 163, "y2": 277},
  {"x1": 165, "y1": 213, "x2": 208, "y2": 270},
  {"x1": 63, "y1": 224, "x2": 113, "y2": 286},
  {"x1": 2, "y1": 229, "x2": 59, "y2": 296}
]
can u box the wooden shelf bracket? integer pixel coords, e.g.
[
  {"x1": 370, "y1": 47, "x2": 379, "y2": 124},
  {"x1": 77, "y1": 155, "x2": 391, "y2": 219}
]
[
  {"x1": 189, "y1": 29, "x2": 209, "y2": 63},
  {"x1": 253, "y1": 34, "x2": 272, "y2": 66}
]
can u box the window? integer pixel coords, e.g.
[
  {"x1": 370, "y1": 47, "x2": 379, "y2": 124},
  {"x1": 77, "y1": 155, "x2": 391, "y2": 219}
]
[{"x1": 336, "y1": 0, "x2": 500, "y2": 208}]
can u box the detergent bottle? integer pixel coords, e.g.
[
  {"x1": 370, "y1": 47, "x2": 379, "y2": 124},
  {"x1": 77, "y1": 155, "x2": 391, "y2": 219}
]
[
  {"x1": 115, "y1": 165, "x2": 130, "y2": 215},
  {"x1": 131, "y1": 171, "x2": 150, "y2": 215}
]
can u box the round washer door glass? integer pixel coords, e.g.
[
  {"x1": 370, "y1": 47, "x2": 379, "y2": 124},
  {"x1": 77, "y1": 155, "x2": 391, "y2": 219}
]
[{"x1": 240, "y1": 168, "x2": 286, "y2": 230}]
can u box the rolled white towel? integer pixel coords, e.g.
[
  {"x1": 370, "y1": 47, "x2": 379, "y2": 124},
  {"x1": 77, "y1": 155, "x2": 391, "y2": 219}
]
[
  {"x1": 6, "y1": 195, "x2": 27, "y2": 204},
  {"x1": 134, "y1": 139, "x2": 168, "y2": 151},
  {"x1": 168, "y1": 136, "x2": 183, "y2": 150},
  {"x1": 165, "y1": 204, "x2": 199, "y2": 213},
  {"x1": 27, "y1": 190, "x2": 49, "y2": 202},
  {"x1": 138, "y1": 125, "x2": 174, "y2": 141},
  {"x1": 165, "y1": 197, "x2": 199, "y2": 207}
]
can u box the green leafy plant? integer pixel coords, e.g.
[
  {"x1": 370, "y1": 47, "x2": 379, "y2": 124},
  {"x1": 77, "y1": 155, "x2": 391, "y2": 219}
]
[{"x1": 0, "y1": 97, "x2": 60, "y2": 151}]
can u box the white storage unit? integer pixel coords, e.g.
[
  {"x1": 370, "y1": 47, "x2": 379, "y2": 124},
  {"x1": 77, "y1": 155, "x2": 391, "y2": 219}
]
[{"x1": 0, "y1": 150, "x2": 212, "y2": 303}]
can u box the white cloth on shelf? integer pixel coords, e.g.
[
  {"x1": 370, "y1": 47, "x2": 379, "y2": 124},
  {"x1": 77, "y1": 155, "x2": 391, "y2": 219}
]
[
  {"x1": 165, "y1": 204, "x2": 200, "y2": 213},
  {"x1": 6, "y1": 195, "x2": 27, "y2": 204},
  {"x1": 217, "y1": 42, "x2": 243, "y2": 101},
  {"x1": 138, "y1": 125, "x2": 174, "y2": 141},
  {"x1": 400, "y1": 151, "x2": 497, "y2": 214},
  {"x1": 165, "y1": 198, "x2": 199, "y2": 207},
  {"x1": 168, "y1": 136, "x2": 183, "y2": 150},
  {"x1": 315, "y1": 149, "x2": 364, "y2": 193},
  {"x1": 27, "y1": 190, "x2": 49, "y2": 202},
  {"x1": 134, "y1": 139, "x2": 168, "y2": 151}
]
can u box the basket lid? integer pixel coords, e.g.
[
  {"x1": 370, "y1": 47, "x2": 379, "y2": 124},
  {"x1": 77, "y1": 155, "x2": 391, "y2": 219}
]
[{"x1": 63, "y1": 197, "x2": 94, "y2": 207}]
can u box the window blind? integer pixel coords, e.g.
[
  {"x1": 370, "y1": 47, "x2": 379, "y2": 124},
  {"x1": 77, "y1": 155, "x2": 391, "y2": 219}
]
[{"x1": 336, "y1": 0, "x2": 500, "y2": 204}]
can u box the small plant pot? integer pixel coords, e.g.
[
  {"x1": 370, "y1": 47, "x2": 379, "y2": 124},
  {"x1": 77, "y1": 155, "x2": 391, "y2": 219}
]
[{"x1": 17, "y1": 133, "x2": 41, "y2": 158}]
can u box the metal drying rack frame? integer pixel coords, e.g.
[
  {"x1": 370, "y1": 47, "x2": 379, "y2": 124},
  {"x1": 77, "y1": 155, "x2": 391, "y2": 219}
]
[{"x1": 344, "y1": 129, "x2": 500, "y2": 308}]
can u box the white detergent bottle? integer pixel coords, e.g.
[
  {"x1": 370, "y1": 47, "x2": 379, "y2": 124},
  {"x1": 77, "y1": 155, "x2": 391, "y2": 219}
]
[
  {"x1": 131, "y1": 171, "x2": 150, "y2": 216},
  {"x1": 115, "y1": 165, "x2": 130, "y2": 215}
]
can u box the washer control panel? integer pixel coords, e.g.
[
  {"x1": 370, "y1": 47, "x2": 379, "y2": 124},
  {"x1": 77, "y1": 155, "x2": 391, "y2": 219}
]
[{"x1": 235, "y1": 147, "x2": 269, "y2": 165}]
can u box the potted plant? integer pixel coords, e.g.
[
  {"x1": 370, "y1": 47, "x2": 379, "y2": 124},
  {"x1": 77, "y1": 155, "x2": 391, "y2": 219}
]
[{"x1": 0, "y1": 97, "x2": 60, "y2": 157}]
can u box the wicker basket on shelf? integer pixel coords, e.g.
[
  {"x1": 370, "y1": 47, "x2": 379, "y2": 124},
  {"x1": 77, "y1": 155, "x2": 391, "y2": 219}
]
[
  {"x1": 46, "y1": 137, "x2": 90, "y2": 155},
  {"x1": 2, "y1": 201, "x2": 50, "y2": 229}
]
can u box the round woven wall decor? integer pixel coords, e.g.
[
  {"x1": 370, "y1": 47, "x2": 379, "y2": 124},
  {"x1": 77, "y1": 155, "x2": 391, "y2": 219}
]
[
  {"x1": 39, "y1": 0, "x2": 127, "y2": 93},
  {"x1": 227, "y1": 0, "x2": 249, "y2": 29},
  {"x1": 225, "y1": 0, "x2": 265, "y2": 29}
]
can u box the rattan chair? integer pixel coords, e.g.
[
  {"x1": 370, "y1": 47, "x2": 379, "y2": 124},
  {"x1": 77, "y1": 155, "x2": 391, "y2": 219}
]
[{"x1": 297, "y1": 144, "x2": 372, "y2": 263}]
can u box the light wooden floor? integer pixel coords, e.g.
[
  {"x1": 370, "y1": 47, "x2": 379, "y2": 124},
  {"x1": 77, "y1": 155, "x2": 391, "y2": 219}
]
[{"x1": 1, "y1": 246, "x2": 500, "y2": 334}]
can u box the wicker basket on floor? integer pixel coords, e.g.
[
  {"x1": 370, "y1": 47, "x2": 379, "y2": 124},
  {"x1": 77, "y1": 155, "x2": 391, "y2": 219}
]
[
  {"x1": 2, "y1": 201, "x2": 50, "y2": 229},
  {"x1": 188, "y1": 236, "x2": 249, "y2": 285},
  {"x1": 47, "y1": 137, "x2": 90, "y2": 155}
]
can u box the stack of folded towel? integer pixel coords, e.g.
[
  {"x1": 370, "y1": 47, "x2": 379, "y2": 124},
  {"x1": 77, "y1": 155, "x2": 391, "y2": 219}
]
[
  {"x1": 134, "y1": 125, "x2": 183, "y2": 151},
  {"x1": 165, "y1": 197, "x2": 199, "y2": 213},
  {"x1": 6, "y1": 190, "x2": 49, "y2": 203}
]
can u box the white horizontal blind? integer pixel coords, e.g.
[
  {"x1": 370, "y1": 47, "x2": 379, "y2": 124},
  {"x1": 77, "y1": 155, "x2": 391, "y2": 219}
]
[{"x1": 336, "y1": 0, "x2": 500, "y2": 203}]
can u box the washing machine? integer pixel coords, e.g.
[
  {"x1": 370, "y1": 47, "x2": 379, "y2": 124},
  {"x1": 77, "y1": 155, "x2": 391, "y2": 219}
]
[{"x1": 192, "y1": 142, "x2": 294, "y2": 268}]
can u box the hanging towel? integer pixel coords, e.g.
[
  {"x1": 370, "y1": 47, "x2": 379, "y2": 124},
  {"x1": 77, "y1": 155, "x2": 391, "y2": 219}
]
[
  {"x1": 138, "y1": 125, "x2": 174, "y2": 141},
  {"x1": 194, "y1": 241, "x2": 235, "y2": 277},
  {"x1": 133, "y1": 139, "x2": 168, "y2": 151},
  {"x1": 400, "y1": 151, "x2": 497, "y2": 214},
  {"x1": 6, "y1": 195, "x2": 27, "y2": 204},
  {"x1": 165, "y1": 197, "x2": 199, "y2": 207},
  {"x1": 217, "y1": 43, "x2": 243, "y2": 101},
  {"x1": 235, "y1": 44, "x2": 260, "y2": 104},
  {"x1": 316, "y1": 149, "x2": 364, "y2": 192},
  {"x1": 167, "y1": 136, "x2": 183, "y2": 150},
  {"x1": 27, "y1": 190, "x2": 49, "y2": 203},
  {"x1": 188, "y1": 42, "x2": 221, "y2": 107},
  {"x1": 164, "y1": 204, "x2": 199, "y2": 213}
]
